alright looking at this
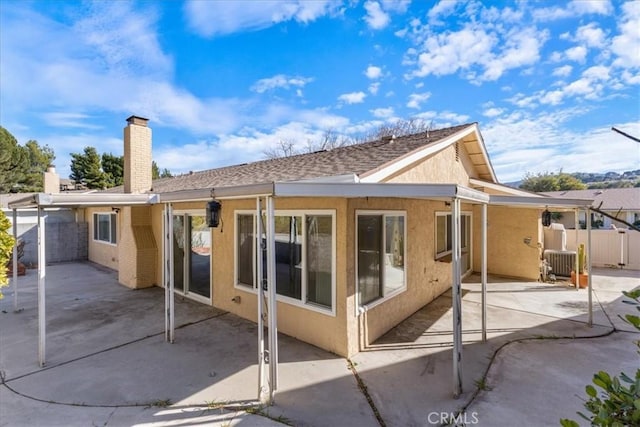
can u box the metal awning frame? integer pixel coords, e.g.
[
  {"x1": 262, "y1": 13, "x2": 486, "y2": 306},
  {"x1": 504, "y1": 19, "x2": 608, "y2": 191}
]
[
  {"x1": 8, "y1": 193, "x2": 158, "y2": 367},
  {"x1": 9, "y1": 182, "x2": 593, "y2": 400}
]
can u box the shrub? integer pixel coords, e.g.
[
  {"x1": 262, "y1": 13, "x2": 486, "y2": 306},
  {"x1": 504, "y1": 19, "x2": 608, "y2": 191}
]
[
  {"x1": 561, "y1": 289, "x2": 640, "y2": 426},
  {"x1": 0, "y1": 210, "x2": 16, "y2": 298}
]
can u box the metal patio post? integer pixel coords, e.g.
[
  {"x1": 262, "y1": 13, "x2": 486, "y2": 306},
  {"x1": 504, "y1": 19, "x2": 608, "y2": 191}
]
[
  {"x1": 37, "y1": 207, "x2": 46, "y2": 367},
  {"x1": 587, "y1": 208, "x2": 593, "y2": 326},
  {"x1": 12, "y1": 208, "x2": 19, "y2": 312},
  {"x1": 256, "y1": 197, "x2": 267, "y2": 402},
  {"x1": 452, "y1": 198, "x2": 462, "y2": 398},
  {"x1": 266, "y1": 196, "x2": 278, "y2": 403},
  {"x1": 481, "y1": 203, "x2": 487, "y2": 342}
]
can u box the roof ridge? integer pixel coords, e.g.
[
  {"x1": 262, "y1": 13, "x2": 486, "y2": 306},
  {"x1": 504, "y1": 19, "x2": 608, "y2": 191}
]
[{"x1": 101, "y1": 122, "x2": 477, "y2": 194}]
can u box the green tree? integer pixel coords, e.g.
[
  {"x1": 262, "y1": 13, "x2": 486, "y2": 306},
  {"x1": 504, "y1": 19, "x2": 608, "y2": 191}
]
[
  {"x1": 70, "y1": 147, "x2": 108, "y2": 189},
  {"x1": 520, "y1": 171, "x2": 587, "y2": 192},
  {"x1": 0, "y1": 127, "x2": 28, "y2": 193},
  {"x1": 152, "y1": 161, "x2": 172, "y2": 179},
  {"x1": 21, "y1": 140, "x2": 56, "y2": 192},
  {"x1": 0, "y1": 210, "x2": 15, "y2": 298},
  {"x1": 102, "y1": 153, "x2": 124, "y2": 187}
]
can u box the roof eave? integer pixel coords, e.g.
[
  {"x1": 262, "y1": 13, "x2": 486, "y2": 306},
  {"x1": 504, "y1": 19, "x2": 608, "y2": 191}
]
[{"x1": 489, "y1": 195, "x2": 593, "y2": 208}]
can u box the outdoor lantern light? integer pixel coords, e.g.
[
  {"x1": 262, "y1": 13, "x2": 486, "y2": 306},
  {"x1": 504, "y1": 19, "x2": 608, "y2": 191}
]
[
  {"x1": 206, "y1": 200, "x2": 222, "y2": 228},
  {"x1": 542, "y1": 209, "x2": 551, "y2": 227}
]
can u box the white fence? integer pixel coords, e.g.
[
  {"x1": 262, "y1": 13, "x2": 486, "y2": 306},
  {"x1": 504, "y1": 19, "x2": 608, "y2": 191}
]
[{"x1": 565, "y1": 229, "x2": 640, "y2": 270}]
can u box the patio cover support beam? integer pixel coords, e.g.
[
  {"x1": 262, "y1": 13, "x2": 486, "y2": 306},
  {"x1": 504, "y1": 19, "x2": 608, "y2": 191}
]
[
  {"x1": 587, "y1": 208, "x2": 593, "y2": 326},
  {"x1": 575, "y1": 210, "x2": 579, "y2": 290},
  {"x1": 481, "y1": 203, "x2": 487, "y2": 342},
  {"x1": 12, "y1": 208, "x2": 18, "y2": 312},
  {"x1": 266, "y1": 196, "x2": 279, "y2": 404},
  {"x1": 164, "y1": 204, "x2": 175, "y2": 343},
  {"x1": 37, "y1": 207, "x2": 46, "y2": 367},
  {"x1": 257, "y1": 197, "x2": 267, "y2": 402},
  {"x1": 451, "y1": 197, "x2": 463, "y2": 398}
]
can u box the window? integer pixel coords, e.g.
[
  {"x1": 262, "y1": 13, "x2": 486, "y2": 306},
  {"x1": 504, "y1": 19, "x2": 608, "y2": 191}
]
[
  {"x1": 93, "y1": 213, "x2": 117, "y2": 244},
  {"x1": 356, "y1": 212, "x2": 406, "y2": 307},
  {"x1": 235, "y1": 211, "x2": 335, "y2": 312},
  {"x1": 435, "y1": 212, "x2": 471, "y2": 263}
]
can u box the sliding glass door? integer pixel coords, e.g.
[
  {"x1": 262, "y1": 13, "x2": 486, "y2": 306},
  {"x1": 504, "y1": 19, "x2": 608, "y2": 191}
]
[{"x1": 172, "y1": 212, "x2": 211, "y2": 302}]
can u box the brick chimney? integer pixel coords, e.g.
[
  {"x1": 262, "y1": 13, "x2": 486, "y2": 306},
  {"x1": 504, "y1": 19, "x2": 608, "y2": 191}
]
[
  {"x1": 123, "y1": 115, "x2": 152, "y2": 194},
  {"x1": 43, "y1": 165, "x2": 60, "y2": 193}
]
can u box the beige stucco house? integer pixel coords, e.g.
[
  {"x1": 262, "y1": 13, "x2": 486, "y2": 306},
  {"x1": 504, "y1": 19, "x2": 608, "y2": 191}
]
[{"x1": 9, "y1": 117, "x2": 594, "y2": 391}]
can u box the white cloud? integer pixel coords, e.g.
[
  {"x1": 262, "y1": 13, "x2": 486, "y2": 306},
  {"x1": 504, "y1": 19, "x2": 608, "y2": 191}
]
[
  {"x1": 380, "y1": 0, "x2": 411, "y2": 13},
  {"x1": 533, "y1": 0, "x2": 613, "y2": 21},
  {"x1": 571, "y1": 0, "x2": 613, "y2": 16},
  {"x1": 251, "y1": 74, "x2": 314, "y2": 93},
  {"x1": 368, "y1": 82, "x2": 380, "y2": 95},
  {"x1": 406, "y1": 92, "x2": 431, "y2": 109},
  {"x1": 371, "y1": 107, "x2": 394, "y2": 118},
  {"x1": 414, "y1": 110, "x2": 470, "y2": 126},
  {"x1": 482, "y1": 107, "x2": 503, "y2": 118},
  {"x1": 365, "y1": 65, "x2": 383, "y2": 79},
  {"x1": 484, "y1": 113, "x2": 639, "y2": 183},
  {"x1": 427, "y1": 0, "x2": 460, "y2": 24},
  {"x1": 411, "y1": 26, "x2": 496, "y2": 77},
  {"x1": 338, "y1": 91, "x2": 366, "y2": 104},
  {"x1": 611, "y1": 1, "x2": 640, "y2": 69},
  {"x1": 575, "y1": 23, "x2": 607, "y2": 48},
  {"x1": 364, "y1": 1, "x2": 390, "y2": 30},
  {"x1": 583, "y1": 65, "x2": 610, "y2": 81},
  {"x1": 535, "y1": 65, "x2": 611, "y2": 106},
  {"x1": 552, "y1": 65, "x2": 573, "y2": 77},
  {"x1": 407, "y1": 22, "x2": 546, "y2": 82},
  {"x1": 565, "y1": 45, "x2": 587, "y2": 63},
  {"x1": 482, "y1": 27, "x2": 548, "y2": 81},
  {"x1": 184, "y1": 0, "x2": 342, "y2": 37},
  {"x1": 73, "y1": 2, "x2": 172, "y2": 78},
  {"x1": 41, "y1": 112, "x2": 102, "y2": 129}
]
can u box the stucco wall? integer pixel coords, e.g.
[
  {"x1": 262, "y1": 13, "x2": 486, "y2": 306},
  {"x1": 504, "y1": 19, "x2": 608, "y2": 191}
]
[
  {"x1": 118, "y1": 205, "x2": 157, "y2": 288},
  {"x1": 87, "y1": 207, "x2": 119, "y2": 271},
  {"x1": 472, "y1": 206, "x2": 542, "y2": 280},
  {"x1": 385, "y1": 144, "x2": 477, "y2": 185},
  {"x1": 209, "y1": 197, "x2": 350, "y2": 356}
]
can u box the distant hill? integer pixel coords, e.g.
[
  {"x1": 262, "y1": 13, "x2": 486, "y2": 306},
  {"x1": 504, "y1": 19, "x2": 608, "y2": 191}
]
[{"x1": 505, "y1": 169, "x2": 640, "y2": 189}]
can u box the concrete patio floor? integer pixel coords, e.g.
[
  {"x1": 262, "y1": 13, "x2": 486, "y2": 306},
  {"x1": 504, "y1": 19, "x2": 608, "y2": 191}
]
[{"x1": 1, "y1": 262, "x2": 638, "y2": 426}]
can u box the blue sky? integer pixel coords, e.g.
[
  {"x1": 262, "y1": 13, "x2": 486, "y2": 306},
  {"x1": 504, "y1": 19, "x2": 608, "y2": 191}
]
[{"x1": 1, "y1": 0, "x2": 638, "y2": 183}]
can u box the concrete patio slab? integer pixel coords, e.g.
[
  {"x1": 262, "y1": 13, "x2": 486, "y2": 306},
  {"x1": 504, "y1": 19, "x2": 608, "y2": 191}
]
[
  {"x1": 1, "y1": 262, "x2": 638, "y2": 426},
  {"x1": 0, "y1": 262, "x2": 376, "y2": 427}
]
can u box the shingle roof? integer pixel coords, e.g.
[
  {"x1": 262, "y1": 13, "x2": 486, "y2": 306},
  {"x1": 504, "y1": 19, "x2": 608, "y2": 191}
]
[
  {"x1": 105, "y1": 123, "x2": 475, "y2": 194},
  {"x1": 543, "y1": 188, "x2": 640, "y2": 211}
]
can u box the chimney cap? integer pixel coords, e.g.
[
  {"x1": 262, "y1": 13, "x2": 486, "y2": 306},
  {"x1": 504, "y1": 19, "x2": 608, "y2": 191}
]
[{"x1": 126, "y1": 115, "x2": 149, "y2": 126}]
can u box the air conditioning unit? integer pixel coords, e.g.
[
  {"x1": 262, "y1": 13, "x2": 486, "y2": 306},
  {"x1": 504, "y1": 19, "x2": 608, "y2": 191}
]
[
  {"x1": 544, "y1": 223, "x2": 567, "y2": 251},
  {"x1": 543, "y1": 250, "x2": 576, "y2": 277}
]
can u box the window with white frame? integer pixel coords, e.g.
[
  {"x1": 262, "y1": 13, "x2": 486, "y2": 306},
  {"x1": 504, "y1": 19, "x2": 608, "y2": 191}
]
[
  {"x1": 356, "y1": 212, "x2": 406, "y2": 307},
  {"x1": 435, "y1": 212, "x2": 471, "y2": 259},
  {"x1": 93, "y1": 213, "x2": 117, "y2": 244},
  {"x1": 235, "y1": 211, "x2": 335, "y2": 311}
]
